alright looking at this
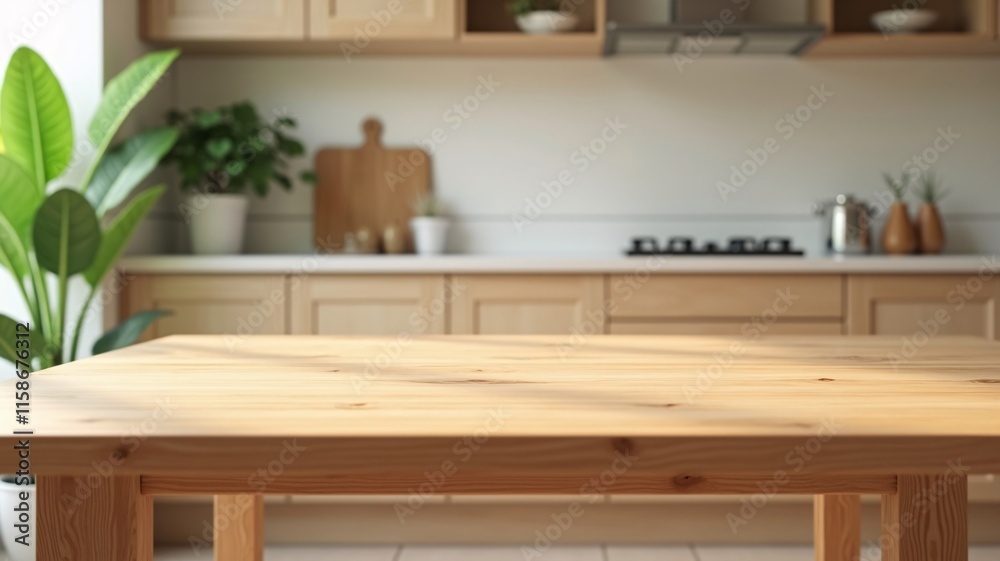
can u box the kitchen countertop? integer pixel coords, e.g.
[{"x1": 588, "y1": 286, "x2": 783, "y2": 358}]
[{"x1": 117, "y1": 254, "x2": 1000, "y2": 275}]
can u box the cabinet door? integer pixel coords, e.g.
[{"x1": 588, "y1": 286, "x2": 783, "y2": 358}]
[
  {"x1": 309, "y1": 0, "x2": 456, "y2": 40},
  {"x1": 124, "y1": 275, "x2": 288, "y2": 340},
  {"x1": 450, "y1": 275, "x2": 605, "y2": 335},
  {"x1": 144, "y1": 0, "x2": 306, "y2": 40},
  {"x1": 290, "y1": 276, "x2": 446, "y2": 335},
  {"x1": 847, "y1": 275, "x2": 1000, "y2": 338}
]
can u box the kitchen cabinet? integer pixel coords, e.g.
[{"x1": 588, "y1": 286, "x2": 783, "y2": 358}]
[
  {"x1": 117, "y1": 269, "x2": 1000, "y2": 546},
  {"x1": 609, "y1": 321, "x2": 843, "y2": 336},
  {"x1": 123, "y1": 275, "x2": 288, "y2": 341},
  {"x1": 309, "y1": 0, "x2": 456, "y2": 40},
  {"x1": 290, "y1": 275, "x2": 447, "y2": 335},
  {"x1": 847, "y1": 275, "x2": 1000, "y2": 338},
  {"x1": 140, "y1": 0, "x2": 607, "y2": 55},
  {"x1": 449, "y1": 275, "x2": 605, "y2": 335},
  {"x1": 607, "y1": 274, "x2": 844, "y2": 335},
  {"x1": 142, "y1": 0, "x2": 306, "y2": 41}
]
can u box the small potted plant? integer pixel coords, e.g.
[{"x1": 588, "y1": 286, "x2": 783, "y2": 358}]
[
  {"x1": 411, "y1": 195, "x2": 450, "y2": 256},
  {"x1": 507, "y1": 0, "x2": 579, "y2": 34},
  {"x1": 880, "y1": 171, "x2": 917, "y2": 255},
  {"x1": 915, "y1": 171, "x2": 948, "y2": 254},
  {"x1": 165, "y1": 102, "x2": 313, "y2": 255}
]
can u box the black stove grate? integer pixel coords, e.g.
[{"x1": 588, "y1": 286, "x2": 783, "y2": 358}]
[{"x1": 627, "y1": 236, "x2": 805, "y2": 257}]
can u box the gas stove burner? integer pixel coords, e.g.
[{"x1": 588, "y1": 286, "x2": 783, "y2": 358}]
[{"x1": 628, "y1": 236, "x2": 805, "y2": 256}]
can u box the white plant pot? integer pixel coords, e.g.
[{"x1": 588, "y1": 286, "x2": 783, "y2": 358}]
[
  {"x1": 516, "y1": 11, "x2": 579, "y2": 34},
  {"x1": 0, "y1": 476, "x2": 34, "y2": 561},
  {"x1": 187, "y1": 194, "x2": 249, "y2": 255},
  {"x1": 410, "y1": 217, "x2": 450, "y2": 256}
]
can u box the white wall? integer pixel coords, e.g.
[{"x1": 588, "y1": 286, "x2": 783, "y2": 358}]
[
  {"x1": 0, "y1": 0, "x2": 104, "y2": 364},
  {"x1": 167, "y1": 55, "x2": 1000, "y2": 256}
]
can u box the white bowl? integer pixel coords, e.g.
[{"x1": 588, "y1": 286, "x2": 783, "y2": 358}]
[
  {"x1": 871, "y1": 9, "x2": 938, "y2": 34},
  {"x1": 515, "y1": 11, "x2": 580, "y2": 35}
]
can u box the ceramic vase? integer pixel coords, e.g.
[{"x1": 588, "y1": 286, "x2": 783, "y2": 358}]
[
  {"x1": 916, "y1": 203, "x2": 946, "y2": 254},
  {"x1": 881, "y1": 202, "x2": 917, "y2": 255}
]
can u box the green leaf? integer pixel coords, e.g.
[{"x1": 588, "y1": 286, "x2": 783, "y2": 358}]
[
  {"x1": 88, "y1": 50, "x2": 179, "y2": 171},
  {"x1": 195, "y1": 109, "x2": 222, "y2": 128},
  {"x1": 0, "y1": 314, "x2": 25, "y2": 363},
  {"x1": 86, "y1": 127, "x2": 177, "y2": 216},
  {"x1": 205, "y1": 137, "x2": 234, "y2": 160},
  {"x1": 0, "y1": 155, "x2": 44, "y2": 237},
  {"x1": 0, "y1": 47, "x2": 73, "y2": 191},
  {"x1": 32, "y1": 189, "x2": 101, "y2": 276},
  {"x1": 92, "y1": 310, "x2": 171, "y2": 355},
  {"x1": 0, "y1": 214, "x2": 30, "y2": 282},
  {"x1": 84, "y1": 186, "x2": 164, "y2": 287}
]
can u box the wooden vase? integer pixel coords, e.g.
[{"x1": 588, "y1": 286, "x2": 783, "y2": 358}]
[
  {"x1": 882, "y1": 202, "x2": 917, "y2": 255},
  {"x1": 916, "y1": 203, "x2": 945, "y2": 255}
]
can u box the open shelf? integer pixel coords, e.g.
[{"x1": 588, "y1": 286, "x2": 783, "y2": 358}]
[
  {"x1": 465, "y1": 0, "x2": 600, "y2": 33},
  {"x1": 807, "y1": 0, "x2": 999, "y2": 55},
  {"x1": 460, "y1": 0, "x2": 605, "y2": 55}
]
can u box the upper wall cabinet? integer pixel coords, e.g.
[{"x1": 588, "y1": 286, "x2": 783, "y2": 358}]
[
  {"x1": 142, "y1": 0, "x2": 306, "y2": 41},
  {"x1": 309, "y1": 0, "x2": 456, "y2": 40},
  {"x1": 140, "y1": 0, "x2": 607, "y2": 55}
]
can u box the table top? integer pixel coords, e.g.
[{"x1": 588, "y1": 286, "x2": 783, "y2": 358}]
[{"x1": 7, "y1": 335, "x2": 1000, "y2": 476}]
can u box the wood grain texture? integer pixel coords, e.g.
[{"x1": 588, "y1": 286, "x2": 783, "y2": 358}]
[
  {"x1": 4, "y1": 336, "x2": 1000, "y2": 477},
  {"x1": 314, "y1": 119, "x2": 431, "y2": 253},
  {"x1": 142, "y1": 473, "x2": 896, "y2": 496},
  {"x1": 450, "y1": 275, "x2": 606, "y2": 335},
  {"x1": 608, "y1": 275, "x2": 843, "y2": 319},
  {"x1": 214, "y1": 495, "x2": 263, "y2": 561},
  {"x1": 310, "y1": 0, "x2": 456, "y2": 39},
  {"x1": 881, "y1": 473, "x2": 969, "y2": 561},
  {"x1": 814, "y1": 494, "x2": 860, "y2": 561},
  {"x1": 123, "y1": 274, "x2": 288, "y2": 342},
  {"x1": 847, "y1": 275, "x2": 1000, "y2": 338},
  {"x1": 38, "y1": 475, "x2": 152, "y2": 561},
  {"x1": 290, "y1": 275, "x2": 447, "y2": 335},
  {"x1": 609, "y1": 320, "x2": 843, "y2": 336},
  {"x1": 143, "y1": 0, "x2": 306, "y2": 40}
]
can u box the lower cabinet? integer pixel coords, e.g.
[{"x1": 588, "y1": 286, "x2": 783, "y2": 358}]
[
  {"x1": 609, "y1": 321, "x2": 843, "y2": 336},
  {"x1": 608, "y1": 274, "x2": 845, "y2": 335},
  {"x1": 450, "y1": 275, "x2": 605, "y2": 335},
  {"x1": 121, "y1": 270, "x2": 1000, "y2": 542},
  {"x1": 290, "y1": 275, "x2": 447, "y2": 335},
  {"x1": 848, "y1": 275, "x2": 1000, "y2": 338},
  {"x1": 124, "y1": 275, "x2": 288, "y2": 341}
]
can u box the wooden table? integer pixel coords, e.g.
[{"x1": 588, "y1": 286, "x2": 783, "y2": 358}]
[{"x1": 5, "y1": 335, "x2": 999, "y2": 561}]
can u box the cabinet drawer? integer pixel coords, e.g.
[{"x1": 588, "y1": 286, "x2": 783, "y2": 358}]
[
  {"x1": 609, "y1": 275, "x2": 843, "y2": 319},
  {"x1": 609, "y1": 320, "x2": 843, "y2": 336}
]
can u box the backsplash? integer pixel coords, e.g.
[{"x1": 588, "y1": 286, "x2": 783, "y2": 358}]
[{"x1": 146, "y1": 56, "x2": 1000, "y2": 256}]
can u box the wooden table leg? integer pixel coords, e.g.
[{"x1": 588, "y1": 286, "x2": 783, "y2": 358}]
[
  {"x1": 881, "y1": 474, "x2": 968, "y2": 561},
  {"x1": 38, "y1": 475, "x2": 153, "y2": 561},
  {"x1": 214, "y1": 494, "x2": 264, "y2": 561},
  {"x1": 815, "y1": 494, "x2": 861, "y2": 561}
]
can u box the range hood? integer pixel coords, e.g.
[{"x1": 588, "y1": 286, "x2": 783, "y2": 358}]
[
  {"x1": 604, "y1": 1, "x2": 826, "y2": 57},
  {"x1": 605, "y1": 21, "x2": 827, "y2": 56}
]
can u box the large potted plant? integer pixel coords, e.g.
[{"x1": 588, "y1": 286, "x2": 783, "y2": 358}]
[
  {"x1": 165, "y1": 102, "x2": 313, "y2": 255},
  {"x1": 0, "y1": 47, "x2": 179, "y2": 561}
]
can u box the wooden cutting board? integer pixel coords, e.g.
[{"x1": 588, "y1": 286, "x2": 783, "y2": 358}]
[{"x1": 314, "y1": 118, "x2": 431, "y2": 253}]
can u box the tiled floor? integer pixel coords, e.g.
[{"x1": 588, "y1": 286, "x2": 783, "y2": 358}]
[{"x1": 145, "y1": 544, "x2": 1000, "y2": 561}]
